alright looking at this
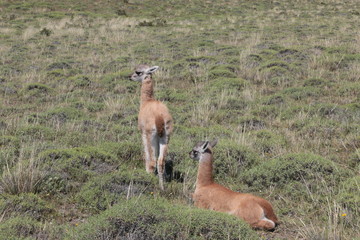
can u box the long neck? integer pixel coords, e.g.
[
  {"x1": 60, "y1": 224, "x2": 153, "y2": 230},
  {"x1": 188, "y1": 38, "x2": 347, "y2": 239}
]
[
  {"x1": 140, "y1": 77, "x2": 155, "y2": 105},
  {"x1": 196, "y1": 152, "x2": 214, "y2": 187}
]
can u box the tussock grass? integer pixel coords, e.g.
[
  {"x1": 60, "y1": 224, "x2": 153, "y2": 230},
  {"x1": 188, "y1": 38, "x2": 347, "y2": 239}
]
[{"x1": 1, "y1": 151, "x2": 44, "y2": 195}]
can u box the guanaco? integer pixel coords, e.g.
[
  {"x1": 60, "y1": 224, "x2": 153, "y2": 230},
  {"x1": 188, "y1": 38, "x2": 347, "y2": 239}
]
[
  {"x1": 189, "y1": 139, "x2": 279, "y2": 230},
  {"x1": 130, "y1": 64, "x2": 173, "y2": 190}
]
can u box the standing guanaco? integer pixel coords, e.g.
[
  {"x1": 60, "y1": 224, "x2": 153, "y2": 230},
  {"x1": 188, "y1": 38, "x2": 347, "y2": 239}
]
[
  {"x1": 130, "y1": 64, "x2": 173, "y2": 190},
  {"x1": 189, "y1": 139, "x2": 279, "y2": 230}
]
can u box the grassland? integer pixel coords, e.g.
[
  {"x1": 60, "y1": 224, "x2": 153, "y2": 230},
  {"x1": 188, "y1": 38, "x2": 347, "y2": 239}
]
[{"x1": 0, "y1": 0, "x2": 359, "y2": 239}]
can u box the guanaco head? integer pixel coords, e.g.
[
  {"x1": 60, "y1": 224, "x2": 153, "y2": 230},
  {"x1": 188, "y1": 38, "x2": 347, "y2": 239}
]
[
  {"x1": 130, "y1": 64, "x2": 159, "y2": 82},
  {"x1": 189, "y1": 139, "x2": 218, "y2": 161}
]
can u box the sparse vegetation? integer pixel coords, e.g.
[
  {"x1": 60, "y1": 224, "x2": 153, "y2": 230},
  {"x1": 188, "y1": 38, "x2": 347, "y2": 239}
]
[{"x1": 0, "y1": 0, "x2": 359, "y2": 239}]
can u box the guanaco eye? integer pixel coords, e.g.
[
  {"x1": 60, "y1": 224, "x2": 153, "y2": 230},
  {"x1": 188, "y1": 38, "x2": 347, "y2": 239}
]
[{"x1": 135, "y1": 71, "x2": 143, "y2": 75}]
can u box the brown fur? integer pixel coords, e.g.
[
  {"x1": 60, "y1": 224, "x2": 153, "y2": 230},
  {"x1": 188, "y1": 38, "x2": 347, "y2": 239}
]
[
  {"x1": 130, "y1": 65, "x2": 173, "y2": 190},
  {"x1": 190, "y1": 142, "x2": 279, "y2": 230}
]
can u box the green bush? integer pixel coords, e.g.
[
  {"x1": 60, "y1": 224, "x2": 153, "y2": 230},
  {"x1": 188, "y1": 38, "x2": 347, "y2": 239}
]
[
  {"x1": 282, "y1": 86, "x2": 321, "y2": 100},
  {"x1": 253, "y1": 130, "x2": 287, "y2": 154},
  {"x1": 337, "y1": 82, "x2": 360, "y2": 97},
  {"x1": 67, "y1": 75, "x2": 91, "y2": 87},
  {"x1": 298, "y1": 119, "x2": 340, "y2": 140},
  {"x1": 16, "y1": 125, "x2": 55, "y2": 141},
  {"x1": 0, "y1": 136, "x2": 20, "y2": 172},
  {"x1": 236, "y1": 115, "x2": 266, "y2": 130},
  {"x1": 68, "y1": 197, "x2": 258, "y2": 240},
  {"x1": 0, "y1": 216, "x2": 45, "y2": 240},
  {"x1": 209, "y1": 68, "x2": 237, "y2": 80},
  {"x1": 261, "y1": 94, "x2": 285, "y2": 105},
  {"x1": 308, "y1": 103, "x2": 349, "y2": 121},
  {"x1": 46, "y1": 107, "x2": 84, "y2": 122},
  {"x1": 303, "y1": 78, "x2": 332, "y2": 87},
  {"x1": 75, "y1": 170, "x2": 157, "y2": 212},
  {"x1": 260, "y1": 60, "x2": 289, "y2": 70},
  {"x1": 101, "y1": 70, "x2": 136, "y2": 93},
  {"x1": 337, "y1": 176, "x2": 360, "y2": 212},
  {"x1": 242, "y1": 153, "x2": 347, "y2": 198},
  {"x1": 28, "y1": 107, "x2": 85, "y2": 125},
  {"x1": 252, "y1": 105, "x2": 280, "y2": 119},
  {"x1": 261, "y1": 66, "x2": 288, "y2": 78},
  {"x1": 38, "y1": 174, "x2": 67, "y2": 195},
  {"x1": 214, "y1": 140, "x2": 260, "y2": 179},
  {"x1": 103, "y1": 56, "x2": 131, "y2": 73},
  {"x1": 21, "y1": 83, "x2": 54, "y2": 98},
  {"x1": 0, "y1": 193, "x2": 55, "y2": 221},
  {"x1": 39, "y1": 146, "x2": 118, "y2": 191},
  {"x1": 185, "y1": 56, "x2": 215, "y2": 64},
  {"x1": 99, "y1": 141, "x2": 143, "y2": 166},
  {"x1": 157, "y1": 88, "x2": 189, "y2": 103},
  {"x1": 177, "y1": 125, "x2": 232, "y2": 139},
  {"x1": 0, "y1": 135, "x2": 20, "y2": 148},
  {"x1": 209, "y1": 77, "x2": 246, "y2": 92},
  {"x1": 47, "y1": 61, "x2": 72, "y2": 71},
  {"x1": 47, "y1": 69, "x2": 66, "y2": 78},
  {"x1": 86, "y1": 102, "x2": 104, "y2": 112}
]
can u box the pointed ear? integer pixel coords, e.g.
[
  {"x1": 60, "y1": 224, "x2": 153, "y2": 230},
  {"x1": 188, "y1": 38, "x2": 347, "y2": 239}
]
[
  {"x1": 146, "y1": 66, "x2": 159, "y2": 74},
  {"x1": 201, "y1": 141, "x2": 209, "y2": 152},
  {"x1": 209, "y1": 139, "x2": 218, "y2": 148}
]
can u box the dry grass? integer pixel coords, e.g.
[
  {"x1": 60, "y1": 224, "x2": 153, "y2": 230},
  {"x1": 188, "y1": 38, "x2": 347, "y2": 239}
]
[{"x1": 1, "y1": 150, "x2": 44, "y2": 195}]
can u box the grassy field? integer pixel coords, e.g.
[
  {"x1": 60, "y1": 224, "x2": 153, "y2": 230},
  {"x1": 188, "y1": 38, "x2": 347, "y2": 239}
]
[{"x1": 1, "y1": 0, "x2": 359, "y2": 239}]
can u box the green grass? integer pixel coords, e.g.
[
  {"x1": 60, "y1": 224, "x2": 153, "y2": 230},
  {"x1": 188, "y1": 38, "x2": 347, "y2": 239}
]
[{"x1": 0, "y1": 0, "x2": 359, "y2": 239}]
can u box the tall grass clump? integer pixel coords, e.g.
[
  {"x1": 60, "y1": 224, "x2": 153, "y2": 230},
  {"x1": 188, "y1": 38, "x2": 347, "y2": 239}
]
[{"x1": 1, "y1": 154, "x2": 45, "y2": 195}]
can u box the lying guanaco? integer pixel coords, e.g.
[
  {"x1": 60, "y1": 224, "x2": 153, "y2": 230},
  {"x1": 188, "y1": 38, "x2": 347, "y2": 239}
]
[
  {"x1": 189, "y1": 139, "x2": 279, "y2": 230},
  {"x1": 130, "y1": 64, "x2": 173, "y2": 190}
]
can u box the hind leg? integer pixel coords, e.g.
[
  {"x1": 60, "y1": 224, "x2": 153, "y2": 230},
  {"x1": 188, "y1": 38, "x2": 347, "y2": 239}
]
[
  {"x1": 157, "y1": 134, "x2": 170, "y2": 190},
  {"x1": 142, "y1": 131, "x2": 156, "y2": 173},
  {"x1": 252, "y1": 218, "x2": 275, "y2": 230},
  {"x1": 237, "y1": 203, "x2": 276, "y2": 231}
]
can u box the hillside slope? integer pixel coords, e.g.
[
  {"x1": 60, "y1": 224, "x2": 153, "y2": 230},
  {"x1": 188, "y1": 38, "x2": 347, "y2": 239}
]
[{"x1": 0, "y1": 0, "x2": 359, "y2": 239}]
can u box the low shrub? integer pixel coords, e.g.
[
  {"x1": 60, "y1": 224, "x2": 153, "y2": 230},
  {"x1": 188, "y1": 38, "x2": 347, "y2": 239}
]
[
  {"x1": 16, "y1": 125, "x2": 55, "y2": 141},
  {"x1": 67, "y1": 75, "x2": 91, "y2": 88},
  {"x1": 262, "y1": 94, "x2": 285, "y2": 105},
  {"x1": 214, "y1": 140, "x2": 260, "y2": 179},
  {"x1": 0, "y1": 136, "x2": 20, "y2": 171},
  {"x1": 68, "y1": 197, "x2": 258, "y2": 240},
  {"x1": 236, "y1": 115, "x2": 266, "y2": 130},
  {"x1": 209, "y1": 68, "x2": 237, "y2": 80},
  {"x1": 99, "y1": 141, "x2": 143, "y2": 166},
  {"x1": 282, "y1": 86, "x2": 322, "y2": 100},
  {"x1": 101, "y1": 70, "x2": 134, "y2": 93},
  {"x1": 303, "y1": 78, "x2": 332, "y2": 87},
  {"x1": 0, "y1": 216, "x2": 46, "y2": 240},
  {"x1": 86, "y1": 102, "x2": 104, "y2": 112},
  {"x1": 209, "y1": 77, "x2": 246, "y2": 92},
  {"x1": 253, "y1": 130, "x2": 288, "y2": 154},
  {"x1": 75, "y1": 170, "x2": 157, "y2": 212},
  {"x1": 241, "y1": 153, "x2": 348, "y2": 200},
  {"x1": 0, "y1": 135, "x2": 20, "y2": 148},
  {"x1": 39, "y1": 146, "x2": 118, "y2": 192},
  {"x1": 21, "y1": 83, "x2": 54, "y2": 98},
  {"x1": 0, "y1": 193, "x2": 55, "y2": 221},
  {"x1": 337, "y1": 176, "x2": 360, "y2": 212},
  {"x1": 29, "y1": 107, "x2": 85, "y2": 125}
]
